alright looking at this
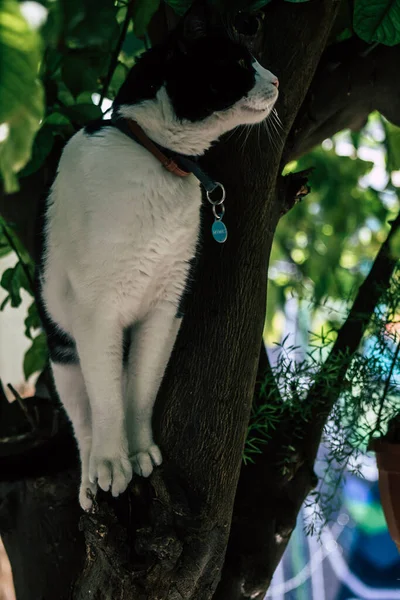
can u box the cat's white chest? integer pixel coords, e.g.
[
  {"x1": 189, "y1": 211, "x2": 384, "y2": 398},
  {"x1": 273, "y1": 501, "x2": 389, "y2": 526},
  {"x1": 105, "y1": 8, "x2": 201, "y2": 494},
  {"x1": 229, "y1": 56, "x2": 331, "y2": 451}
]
[{"x1": 44, "y1": 127, "x2": 202, "y2": 329}]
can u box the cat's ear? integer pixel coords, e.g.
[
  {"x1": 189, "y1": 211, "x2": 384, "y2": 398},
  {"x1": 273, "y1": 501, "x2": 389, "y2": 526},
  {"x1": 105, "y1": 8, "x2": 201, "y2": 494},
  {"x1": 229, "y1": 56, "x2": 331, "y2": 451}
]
[{"x1": 182, "y1": 0, "x2": 208, "y2": 43}]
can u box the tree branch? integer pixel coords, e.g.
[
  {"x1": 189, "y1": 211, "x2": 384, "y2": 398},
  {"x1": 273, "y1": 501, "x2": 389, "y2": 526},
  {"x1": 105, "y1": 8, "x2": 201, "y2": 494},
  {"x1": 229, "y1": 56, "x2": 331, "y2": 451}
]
[{"x1": 286, "y1": 38, "x2": 400, "y2": 161}]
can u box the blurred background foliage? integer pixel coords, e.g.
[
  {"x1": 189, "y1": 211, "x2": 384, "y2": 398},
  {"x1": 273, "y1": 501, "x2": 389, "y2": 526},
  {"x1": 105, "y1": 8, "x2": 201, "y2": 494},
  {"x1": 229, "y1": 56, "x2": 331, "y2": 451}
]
[{"x1": 266, "y1": 114, "x2": 400, "y2": 347}]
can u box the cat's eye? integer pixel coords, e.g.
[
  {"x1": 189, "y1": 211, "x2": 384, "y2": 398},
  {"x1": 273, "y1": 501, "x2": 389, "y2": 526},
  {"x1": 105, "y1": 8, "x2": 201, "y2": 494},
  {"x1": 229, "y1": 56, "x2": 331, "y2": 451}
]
[
  {"x1": 233, "y1": 11, "x2": 264, "y2": 37},
  {"x1": 238, "y1": 58, "x2": 247, "y2": 69}
]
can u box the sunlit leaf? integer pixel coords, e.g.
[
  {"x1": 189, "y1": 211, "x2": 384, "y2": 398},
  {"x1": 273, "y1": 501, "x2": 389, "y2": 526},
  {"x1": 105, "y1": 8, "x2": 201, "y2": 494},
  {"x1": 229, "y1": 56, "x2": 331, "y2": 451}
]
[
  {"x1": 382, "y1": 120, "x2": 400, "y2": 172},
  {"x1": 0, "y1": 0, "x2": 44, "y2": 191}
]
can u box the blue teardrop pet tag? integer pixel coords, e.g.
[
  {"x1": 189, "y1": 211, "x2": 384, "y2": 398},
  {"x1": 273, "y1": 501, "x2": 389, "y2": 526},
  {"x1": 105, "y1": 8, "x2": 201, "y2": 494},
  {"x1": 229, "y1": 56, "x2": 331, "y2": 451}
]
[{"x1": 212, "y1": 219, "x2": 228, "y2": 243}]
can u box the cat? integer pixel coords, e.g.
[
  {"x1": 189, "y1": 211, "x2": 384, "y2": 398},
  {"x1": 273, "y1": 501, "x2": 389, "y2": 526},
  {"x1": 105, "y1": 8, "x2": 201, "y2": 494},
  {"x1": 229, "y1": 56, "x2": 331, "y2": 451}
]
[{"x1": 37, "y1": 6, "x2": 279, "y2": 511}]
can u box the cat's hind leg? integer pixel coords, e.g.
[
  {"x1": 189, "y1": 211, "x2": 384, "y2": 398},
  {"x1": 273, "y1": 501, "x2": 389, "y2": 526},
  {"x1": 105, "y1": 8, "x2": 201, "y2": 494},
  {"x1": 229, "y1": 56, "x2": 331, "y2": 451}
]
[
  {"x1": 72, "y1": 311, "x2": 132, "y2": 497},
  {"x1": 125, "y1": 306, "x2": 182, "y2": 477},
  {"x1": 51, "y1": 361, "x2": 97, "y2": 511}
]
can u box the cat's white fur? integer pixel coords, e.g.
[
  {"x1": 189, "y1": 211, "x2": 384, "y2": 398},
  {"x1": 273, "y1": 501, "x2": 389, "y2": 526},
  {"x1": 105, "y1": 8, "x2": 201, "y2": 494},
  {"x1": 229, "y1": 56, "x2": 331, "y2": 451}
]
[{"x1": 41, "y1": 59, "x2": 278, "y2": 510}]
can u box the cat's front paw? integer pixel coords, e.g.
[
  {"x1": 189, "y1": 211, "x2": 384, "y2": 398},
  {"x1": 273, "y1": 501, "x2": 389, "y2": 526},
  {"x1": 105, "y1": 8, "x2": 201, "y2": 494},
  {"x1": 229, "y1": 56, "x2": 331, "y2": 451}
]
[
  {"x1": 132, "y1": 444, "x2": 162, "y2": 478},
  {"x1": 89, "y1": 446, "x2": 132, "y2": 497}
]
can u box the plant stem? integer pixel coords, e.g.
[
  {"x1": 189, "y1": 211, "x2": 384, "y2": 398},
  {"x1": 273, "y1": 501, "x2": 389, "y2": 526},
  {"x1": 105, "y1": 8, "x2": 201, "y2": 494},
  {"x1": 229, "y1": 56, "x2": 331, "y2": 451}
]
[
  {"x1": 1, "y1": 224, "x2": 35, "y2": 293},
  {"x1": 99, "y1": 1, "x2": 134, "y2": 106}
]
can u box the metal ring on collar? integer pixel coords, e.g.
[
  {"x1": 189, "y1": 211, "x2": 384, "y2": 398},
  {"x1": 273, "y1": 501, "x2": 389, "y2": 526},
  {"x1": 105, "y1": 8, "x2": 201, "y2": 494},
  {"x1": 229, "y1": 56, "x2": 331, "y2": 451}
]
[
  {"x1": 212, "y1": 203, "x2": 225, "y2": 220},
  {"x1": 206, "y1": 182, "x2": 226, "y2": 206}
]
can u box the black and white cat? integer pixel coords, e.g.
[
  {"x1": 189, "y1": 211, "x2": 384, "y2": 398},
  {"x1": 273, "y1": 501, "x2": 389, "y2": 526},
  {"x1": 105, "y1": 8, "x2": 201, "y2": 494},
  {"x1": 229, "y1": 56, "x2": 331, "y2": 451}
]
[{"x1": 37, "y1": 8, "x2": 279, "y2": 510}]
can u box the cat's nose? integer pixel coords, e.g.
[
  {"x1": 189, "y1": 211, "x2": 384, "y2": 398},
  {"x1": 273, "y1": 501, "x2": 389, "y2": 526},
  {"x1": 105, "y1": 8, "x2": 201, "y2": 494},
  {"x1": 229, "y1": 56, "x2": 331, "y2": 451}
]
[{"x1": 272, "y1": 78, "x2": 279, "y2": 88}]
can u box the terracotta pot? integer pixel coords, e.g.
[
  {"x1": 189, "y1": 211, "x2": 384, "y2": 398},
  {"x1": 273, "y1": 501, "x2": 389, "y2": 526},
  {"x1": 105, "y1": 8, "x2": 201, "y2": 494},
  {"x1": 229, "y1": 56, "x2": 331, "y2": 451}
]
[{"x1": 370, "y1": 438, "x2": 400, "y2": 552}]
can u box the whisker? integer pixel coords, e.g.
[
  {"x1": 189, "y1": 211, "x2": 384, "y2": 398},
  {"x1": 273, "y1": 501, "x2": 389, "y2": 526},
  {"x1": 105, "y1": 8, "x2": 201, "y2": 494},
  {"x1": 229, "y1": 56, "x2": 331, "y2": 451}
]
[
  {"x1": 272, "y1": 109, "x2": 284, "y2": 130},
  {"x1": 236, "y1": 124, "x2": 248, "y2": 147},
  {"x1": 268, "y1": 113, "x2": 284, "y2": 146},
  {"x1": 257, "y1": 122, "x2": 262, "y2": 155},
  {"x1": 225, "y1": 125, "x2": 240, "y2": 142},
  {"x1": 240, "y1": 125, "x2": 253, "y2": 153},
  {"x1": 264, "y1": 115, "x2": 280, "y2": 153}
]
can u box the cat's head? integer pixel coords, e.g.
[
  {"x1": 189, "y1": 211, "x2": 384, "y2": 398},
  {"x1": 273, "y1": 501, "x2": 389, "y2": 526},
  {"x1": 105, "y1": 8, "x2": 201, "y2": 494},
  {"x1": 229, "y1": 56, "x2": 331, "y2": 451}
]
[{"x1": 114, "y1": 5, "x2": 279, "y2": 155}]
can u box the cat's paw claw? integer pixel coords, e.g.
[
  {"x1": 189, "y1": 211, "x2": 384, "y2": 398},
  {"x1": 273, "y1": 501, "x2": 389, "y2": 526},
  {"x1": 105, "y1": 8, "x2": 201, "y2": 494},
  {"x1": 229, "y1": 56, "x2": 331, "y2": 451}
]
[
  {"x1": 79, "y1": 480, "x2": 98, "y2": 512},
  {"x1": 89, "y1": 452, "x2": 132, "y2": 496},
  {"x1": 132, "y1": 445, "x2": 162, "y2": 478}
]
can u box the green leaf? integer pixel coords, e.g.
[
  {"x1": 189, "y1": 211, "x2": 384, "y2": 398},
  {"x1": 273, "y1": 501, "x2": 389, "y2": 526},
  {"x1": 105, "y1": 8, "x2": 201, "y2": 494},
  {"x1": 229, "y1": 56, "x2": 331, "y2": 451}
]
[
  {"x1": 0, "y1": 296, "x2": 10, "y2": 311},
  {"x1": 109, "y1": 62, "x2": 129, "y2": 97},
  {"x1": 61, "y1": 103, "x2": 103, "y2": 126},
  {"x1": 43, "y1": 112, "x2": 75, "y2": 139},
  {"x1": 354, "y1": 0, "x2": 400, "y2": 46},
  {"x1": 133, "y1": 0, "x2": 160, "y2": 38},
  {"x1": 164, "y1": 0, "x2": 192, "y2": 15},
  {"x1": 45, "y1": 113, "x2": 72, "y2": 126},
  {"x1": 24, "y1": 301, "x2": 42, "y2": 340},
  {"x1": 0, "y1": 215, "x2": 33, "y2": 265},
  {"x1": 62, "y1": 55, "x2": 99, "y2": 97},
  {"x1": 63, "y1": 0, "x2": 119, "y2": 47},
  {"x1": 23, "y1": 332, "x2": 48, "y2": 380},
  {"x1": 0, "y1": 262, "x2": 32, "y2": 308},
  {"x1": 1, "y1": 265, "x2": 22, "y2": 307},
  {"x1": 0, "y1": 234, "x2": 11, "y2": 259},
  {"x1": 382, "y1": 120, "x2": 400, "y2": 172},
  {"x1": 0, "y1": 0, "x2": 44, "y2": 191}
]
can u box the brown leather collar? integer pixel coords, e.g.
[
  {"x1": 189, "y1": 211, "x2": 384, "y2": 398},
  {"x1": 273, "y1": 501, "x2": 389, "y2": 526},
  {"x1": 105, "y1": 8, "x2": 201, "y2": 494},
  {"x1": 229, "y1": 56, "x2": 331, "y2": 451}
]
[{"x1": 126, "y1": 119, "x2": 191, "y2": 178}]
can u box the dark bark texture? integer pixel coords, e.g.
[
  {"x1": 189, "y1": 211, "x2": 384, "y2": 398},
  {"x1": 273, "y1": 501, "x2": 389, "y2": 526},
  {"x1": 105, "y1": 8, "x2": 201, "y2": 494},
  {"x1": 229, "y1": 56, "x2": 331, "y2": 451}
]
[{"x1": 1, "y1": 0, "x2": 399, "y2": 598}]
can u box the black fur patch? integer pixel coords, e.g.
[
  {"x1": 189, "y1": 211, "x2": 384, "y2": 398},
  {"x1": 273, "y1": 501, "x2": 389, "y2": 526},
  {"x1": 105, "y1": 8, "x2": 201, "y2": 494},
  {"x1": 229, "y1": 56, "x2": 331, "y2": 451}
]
[
  {"x1": 114, "y1": 34, "x2": 256, "y2": 126},
  {"x1": 35, "y1": 276, "x2": 79, "y2": 365},
  {"x1": 35, "y1": 196, "x2": 79, "y2": 366},
  {"x1": 84, "y1": 119, "x2": 113, "y2": 136},
  {"x1": 122, "y1": 327, "x2": 131, "y2": 365}
]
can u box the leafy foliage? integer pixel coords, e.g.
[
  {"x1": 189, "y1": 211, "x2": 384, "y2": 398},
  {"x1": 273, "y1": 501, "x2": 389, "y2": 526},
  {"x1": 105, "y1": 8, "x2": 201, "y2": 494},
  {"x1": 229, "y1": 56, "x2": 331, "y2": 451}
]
[
  {"x1": 354, "y1": 0, "x2": 400, "y2": 46},
  {"x1": 266, "y1": 115, "x2": 400, "y2": 344},
  {"x1": 245, "y1": 110, "x2": 400, "y2": 524},
  {"x1": 0, "y1": 0, "x2": 44, "y2": 192},
  {"x1": 0, "y1": 215, "x2": 46, "y2": 377},
  {"x1": 1, "y1": 0, "x2": 399, "y2": 193},
  {"x1": 23, "y1": 331, "x2": 47, "y2": 380}
]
